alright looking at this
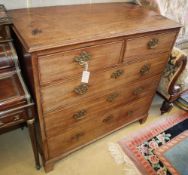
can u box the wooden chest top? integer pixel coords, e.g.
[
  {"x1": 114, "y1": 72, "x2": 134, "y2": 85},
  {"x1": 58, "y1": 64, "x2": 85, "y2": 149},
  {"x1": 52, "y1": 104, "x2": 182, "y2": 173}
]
[{"x1": 8, "y1": 3, "x2": 180, "y2": 52}]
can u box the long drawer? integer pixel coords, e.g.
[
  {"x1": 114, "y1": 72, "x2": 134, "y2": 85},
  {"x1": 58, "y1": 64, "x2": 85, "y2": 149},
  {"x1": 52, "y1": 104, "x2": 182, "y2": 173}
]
[
  {"x1": 38, "y1": 41, "x2": 123, "y2": 85},
  {"x1": 47, "y1": 96, "x2": 152, "y2": 159},
  {"x1": 41, "y1": 53, "x2": 168, "y2": 113},
  {"x1": 124, "y1": 31, "x2": 177, "y2": 58},
  {"x1": 44, "y1": 75, "x2": 160, "y2": 138}
]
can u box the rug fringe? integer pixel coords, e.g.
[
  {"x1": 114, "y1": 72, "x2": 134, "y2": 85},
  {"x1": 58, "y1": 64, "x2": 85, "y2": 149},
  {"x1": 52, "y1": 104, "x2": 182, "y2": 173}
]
[
  {"x1": 108, "y1": 143, "x2": 141, "y2": 175},
  {"x1": 108, "y1": 143, "x2": 125, "y2": 164}
]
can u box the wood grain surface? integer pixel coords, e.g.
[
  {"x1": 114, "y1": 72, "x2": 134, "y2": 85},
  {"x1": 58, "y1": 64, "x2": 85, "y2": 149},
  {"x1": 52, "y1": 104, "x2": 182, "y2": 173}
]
[
  {"x1": 9, "y1": 3, "x2": 180, "y2": 52},
  {"x1": 38, "y1": 41, "x2": 123, "y2": 85},
  {"x1": 40, "y1": 60, "x2": 164, "y2": 113},
  {"x1": 47, "y1": 96, "x2": 153, "y2": 159}
]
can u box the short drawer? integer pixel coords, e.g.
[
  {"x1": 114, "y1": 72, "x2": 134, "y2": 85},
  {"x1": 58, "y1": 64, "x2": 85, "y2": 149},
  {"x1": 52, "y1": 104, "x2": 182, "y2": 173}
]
[
  {"x1": 47, "y1": 96, "x2": 152, "y2": 159},
  {"x1": 0, "y1": 110, "x2": 26, "y2": 128},
  {"x1": 124, "y1": 31, "x2": 177, "y2": 58},
  {"x1": 38, "y1": 41, "x2": 123, "y2": 85},
  {"x1": 44, "y1": 75, "x2": 160, "y2": 138},
  {"x1": 41, "y1": 52, "x2": 167, "y2": 113}
]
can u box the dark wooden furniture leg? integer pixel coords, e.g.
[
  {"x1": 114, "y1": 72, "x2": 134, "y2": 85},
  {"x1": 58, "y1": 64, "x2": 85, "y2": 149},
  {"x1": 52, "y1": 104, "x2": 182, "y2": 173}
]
[
  {"x1": 44, "y1": 161, "x2": 55, "y2": 173},
  {"x1": 160, "y1": 100, "x2": 173, "y2": 115},
  {"x1": 158, "y1": 53, "x2": 187, "y2": 115},
  {"x1": 139, "y1": 114, "x2": 148, "y2": 124},
  {"x1": 27, "y1": 119, "x2": 41, "y2": 170},
  {"x1": 139, "y1": 117, "x2": 147, "y2": 124}
]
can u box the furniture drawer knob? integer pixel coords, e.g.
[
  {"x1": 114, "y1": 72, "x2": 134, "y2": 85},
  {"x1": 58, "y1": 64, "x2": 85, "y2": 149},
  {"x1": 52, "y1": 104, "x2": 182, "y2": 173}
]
[
  {"x1": 127, "y1": 110, "x2": 133, "y2": 116},
  {"x1": 103, "y1": 115, "x2": 114, "y2": 124},
  {"x1": 0, "y1": 121, "x2": 4, "y2": 126},
  {"x1": 140, "y1": 64, "x2": 151, "y2": 76},
  {"x1": 14, "y1": 115, "x2": 20, "y2": 121},
  {"x1": 71, "y1": 132, "x2": 85, "y2": 141},
  {"x1": 73, "y1": 51, "x2": 91, "y2": 65},
  {"x1": 106, "y1": 92, "x2": 119, "y2": 102},
  {"x1": 73, "y1": 110, "x2": 87, "y2": 121},
  {"x1": 133, "y1": 87, "x2": 144, "y2": 96},
  {"x1": 111, "y1": 69, "x2": 124, "y2": 79},
  {"x1": 74, "y1": 84, "x2": 89, "y2": 95},
  {"x1": 148, "y1": 38, "x2": 159, "y2": 49}
]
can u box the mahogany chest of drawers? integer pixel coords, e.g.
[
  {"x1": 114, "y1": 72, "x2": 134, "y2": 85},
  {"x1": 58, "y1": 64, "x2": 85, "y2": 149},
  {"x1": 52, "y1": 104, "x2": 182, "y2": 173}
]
[{"x1": 8, "y1": 3, "x2": 180, "y2": 172}]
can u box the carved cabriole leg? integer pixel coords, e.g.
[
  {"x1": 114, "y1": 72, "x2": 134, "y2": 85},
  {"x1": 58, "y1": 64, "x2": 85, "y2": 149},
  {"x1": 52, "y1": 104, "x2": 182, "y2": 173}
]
[
  {"x1": 27, "y1": 119, "x2": 41, "y2": 170},
  {"x1": 44, "y1": 161, "x2": 55, "y2": 173},
  {"x1": 160, "y1": 100, "x2": 173, "y2": 115}
]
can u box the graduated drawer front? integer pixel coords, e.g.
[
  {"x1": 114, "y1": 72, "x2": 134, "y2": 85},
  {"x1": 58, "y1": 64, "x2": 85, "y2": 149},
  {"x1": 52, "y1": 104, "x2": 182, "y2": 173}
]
[
  {"x1": 0, "y1": 110, "x2": 26, "y2": 128},
  {"x1": 38, "y1": 41, "x2": 123, "y2": 85},
  {"x1": 41, "y1": 53, "x2": 168, "y2": 113},
  {"x1": 44, "y1": 75, "x2": 161, "y2": 138},
  {"x1": 47, "y1": 96, "x2": 152, "y2": 158},
  {"x1": 124, "y1": 31, "x2": 177, "y2": 58}
]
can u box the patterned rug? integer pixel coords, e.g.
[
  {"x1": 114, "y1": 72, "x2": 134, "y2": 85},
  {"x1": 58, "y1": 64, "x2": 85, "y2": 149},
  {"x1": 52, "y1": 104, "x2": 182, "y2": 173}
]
[{"x1": 109, "y1": 112, "x2": 188, "y2": 175}]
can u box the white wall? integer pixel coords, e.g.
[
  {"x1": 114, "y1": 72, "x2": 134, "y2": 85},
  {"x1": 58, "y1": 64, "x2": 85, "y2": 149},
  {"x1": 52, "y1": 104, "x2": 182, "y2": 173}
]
[{"x1": 0, "y1": 0, "x2": 132, "y2": 9}]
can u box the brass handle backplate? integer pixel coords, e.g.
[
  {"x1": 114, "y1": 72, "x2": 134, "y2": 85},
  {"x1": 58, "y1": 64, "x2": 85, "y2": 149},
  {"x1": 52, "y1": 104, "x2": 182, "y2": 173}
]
[
  {"x1": 140, "y1": 64, "x2": 151, "y2": 76},
  {"x1": 103, "y1": 115, "x2": 114, "y2": 124},
  {"x1": 148, "y1": 38, "x2": 159, "y2": 49},
  {"x1": 106, "y1": 92, "x2": 119, "y2": 102},
  {"x1": 133, "y1": 87, "x2": 144, "y2": 96},
  {"x1": 111, "y1": 69, "x2": 124, "y2": 79},
  {"x1": 74, "y1": 84, "x2": 88, "y2": 95},
  {"x1": 73, "y1": 51, "x2": 91, "y2": 65},
  {"x1": 73, "y1": 110, "x2": 87, "y2": 121},
  {"x1": 14, "y1": 115, "x2": 20, "y2": 121},
  {"x1": 71, "y1": 132, "x2": 85, "y2": 141}
]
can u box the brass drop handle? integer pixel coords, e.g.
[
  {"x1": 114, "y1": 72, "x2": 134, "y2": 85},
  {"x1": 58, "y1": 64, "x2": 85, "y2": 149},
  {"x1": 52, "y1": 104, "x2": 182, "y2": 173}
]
[
  {"x1": 103, "y1": 115, "x2": 114, "y2": 124},
  {"x1": 111, "y1": 69, "x2": 124, "y2": 79},
  {"x1": 71, "y1": 132, "x2": 85, "y2": 141},
  {"x1": 74, "y1": 84, "x2": 88, "y2": 95},
  {"x1": 14, "y1": 115, "x2": 20, "y2": 121},
  {"x1": 73, "y1": 51, "x2": 91, "y2": 65},
  {"x1": 127, "y1": 110, "x2": 133, "y2": 116},
  {"x1": 140, "y1": 64, "x2": 151, "y2": 76},
  {"x1": 133, "y1": 87, "x2": 144, "y2": 96},
  {"x1": 106, "y1": 92, "x2": 119, "y2": 102},
  {"x1": 0, "y1": 121, "x2": 4, "y2": 126},
  {"x1": 73, "y1": 110, "x2": 87, "y2": 121},
  {"x1": 148, "y1": 38, "x2": 159, "y2": 49}
]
